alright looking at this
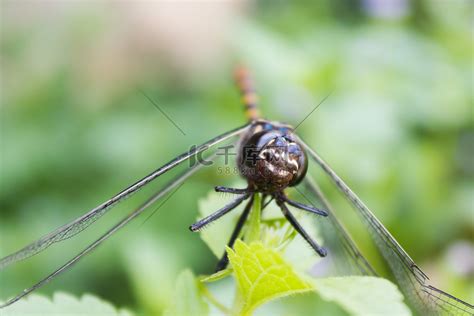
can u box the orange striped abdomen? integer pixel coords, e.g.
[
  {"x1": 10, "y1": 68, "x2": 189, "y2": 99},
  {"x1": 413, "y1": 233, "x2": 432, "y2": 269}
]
[{"x1": 234, "y1": 66, "x2": 260, "y2": 121}]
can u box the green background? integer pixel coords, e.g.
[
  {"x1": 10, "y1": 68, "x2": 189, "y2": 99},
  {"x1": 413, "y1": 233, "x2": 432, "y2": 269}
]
[{"x1": 1, "y1": 0, "x2": 472, "y2": 315}]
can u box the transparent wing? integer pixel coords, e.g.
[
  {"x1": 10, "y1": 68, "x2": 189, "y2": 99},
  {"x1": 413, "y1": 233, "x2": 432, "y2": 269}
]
[
  {"x1": 0, "y1": 124, "x2": 250, "y2": 270},
  {"x1": 300, "y1": 139, "x2": 474, "y2": 315},
  {"x1": 0, "y1": 152, "x2": 218, "y2": 308},
  {"x1": 294, "y1": 176, "x2": 376, "y2": 278}
]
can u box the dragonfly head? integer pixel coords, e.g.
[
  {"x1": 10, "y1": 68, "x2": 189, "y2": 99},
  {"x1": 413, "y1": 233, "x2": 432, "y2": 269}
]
[{"x1": 241, "y1": 130, "x2": 308, "y2": 192}]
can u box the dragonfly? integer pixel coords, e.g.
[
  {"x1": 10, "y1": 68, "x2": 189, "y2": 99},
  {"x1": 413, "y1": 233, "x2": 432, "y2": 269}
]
[{"x1": 1, "y1": 67, "x2": 472, "y2": 315}]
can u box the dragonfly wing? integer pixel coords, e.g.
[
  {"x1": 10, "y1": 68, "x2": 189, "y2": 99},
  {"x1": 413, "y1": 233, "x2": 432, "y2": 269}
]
[
  {"x1": 0, "y1": 123, "x2": 250, "y2": 270},
  {"x1": 300, "y1": 139, "x2": 474, "y2": 315},
  {"x1": 0, "y1": 149, "x2": 222, "y2": 308},
  {"x1": 295, "y1": 176, "x2": 376, "y2": 278}
]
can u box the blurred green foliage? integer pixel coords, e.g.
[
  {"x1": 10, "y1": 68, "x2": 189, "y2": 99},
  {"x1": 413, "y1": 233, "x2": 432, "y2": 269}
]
[
  {"x1": 2, "y1": 292, "x2": 133, "y2": 316},
  {"x1": 1, "y1": 0, "x2": 472, "y2": 315}
]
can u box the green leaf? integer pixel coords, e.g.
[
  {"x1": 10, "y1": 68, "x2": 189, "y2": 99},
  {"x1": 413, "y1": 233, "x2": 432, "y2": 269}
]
[
  {"x1": 227, "y1": 239, "x2": 312, "y2": 315},
  {"x1": 1, "y1": 292, "x2": 133, "y2": 316},
  {"x1": 313, "y1": 276, "x2": 412, "y2": 316},
  {"x1": 199, "y1": 268, "x2": 232, "y2": 283},
  {"x1": 245, "y1": 193, "x2": 261, "y2": 243},
  {"x1": 197, "y1": 189, "x2": 410, "y2": 316},
  {"x1": 163, "y1": 269, "x2": 209, "y2": 316}
]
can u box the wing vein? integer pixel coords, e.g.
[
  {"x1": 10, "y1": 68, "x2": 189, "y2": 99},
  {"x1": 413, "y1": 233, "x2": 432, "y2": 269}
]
[
  {"x1": 0, "y1": 151, "x2": 220, "y2": 308},
  {"x1": 300, "y1": 138, "x2": 474, "y2": 315},
  {"x1": 0, "y1": 124, "x2": 250, "y2": 269}
]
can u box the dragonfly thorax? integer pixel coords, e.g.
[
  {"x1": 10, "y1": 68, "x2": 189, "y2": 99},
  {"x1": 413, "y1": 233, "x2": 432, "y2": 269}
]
[{"x1": 237, "y1": 121, "x2": 308, "y2": 193}]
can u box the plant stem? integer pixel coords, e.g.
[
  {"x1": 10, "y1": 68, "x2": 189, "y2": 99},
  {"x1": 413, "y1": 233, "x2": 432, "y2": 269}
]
[
  {"x1": 200, "y1": 284, "x2": 232, "y2": 315},
  {"x1": 245, "y1": 193, "x2": 261, "y2": 243}
]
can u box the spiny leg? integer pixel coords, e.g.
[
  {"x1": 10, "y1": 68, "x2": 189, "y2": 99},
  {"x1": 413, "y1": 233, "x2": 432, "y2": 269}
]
[
  {"x1": 278, "y1": 193, "x2": 328, "y2": 217},
  {"x1": 189, "y1": 194, "x2": 250, "y2": 232},
  {"x1": 215, "y1": 195, "x2": 254, "y2": 272},
  {"x1": 215, "y1": 186, "x2": 251, "y2": 195},
  {"x1": 276, "y1": 199, "x2": 327, "y2": 257},
  {"x1": 261, "y1": 194, "x2": 274, "y2": 211}
]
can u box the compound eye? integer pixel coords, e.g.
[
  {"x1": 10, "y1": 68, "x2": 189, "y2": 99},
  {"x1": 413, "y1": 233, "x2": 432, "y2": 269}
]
[{"x1": 273, "y1": 136, "x2": 286, "y2": 148}]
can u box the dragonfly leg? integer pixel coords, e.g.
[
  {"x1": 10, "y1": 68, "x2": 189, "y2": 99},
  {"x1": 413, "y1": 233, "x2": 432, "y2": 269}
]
[
  {"x1": 261, "y1": 194, "x2": 274, "y2": 210},
  {"x1": 215, "y1": 195, "x2": 255, "y2": 272},
  {"x1": 278, "y1": 193, "x2": 328, "y2": 217},
  {"x1": 215, "y1": 186, "x2": 251, "y2": 194},
  {"x1": 276, "y1": 198, "x2": 327, "y2": 257},
  {"x1": 190, "y1": 193, "x2": 250, "y2": 232}
]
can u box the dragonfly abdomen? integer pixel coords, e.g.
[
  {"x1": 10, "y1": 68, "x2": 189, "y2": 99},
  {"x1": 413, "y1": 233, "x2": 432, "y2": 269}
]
[{"x1": 234, "y1": 65, "x2": 260, "y2": 121}]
